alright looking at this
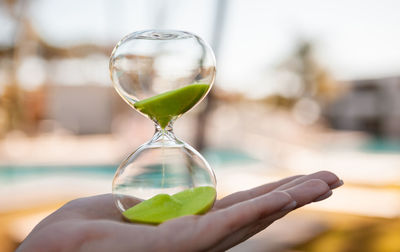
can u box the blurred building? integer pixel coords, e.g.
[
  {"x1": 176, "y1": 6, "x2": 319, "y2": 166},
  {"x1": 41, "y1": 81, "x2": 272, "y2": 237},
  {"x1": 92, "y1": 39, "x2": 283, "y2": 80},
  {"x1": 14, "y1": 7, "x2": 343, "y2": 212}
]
[
  {"x1": 326, "y1": 76, "x2": 400, "y2": 138},
  {"x1": 46, "y1": 85, "x2": 114, "y2": 134}
]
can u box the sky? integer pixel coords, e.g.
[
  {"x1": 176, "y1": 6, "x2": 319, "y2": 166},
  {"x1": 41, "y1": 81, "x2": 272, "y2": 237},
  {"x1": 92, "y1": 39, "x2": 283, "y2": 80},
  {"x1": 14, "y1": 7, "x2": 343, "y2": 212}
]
[
  {"x1": 1, "y1": 0, "x2": 400, "y2": 97},
  {"x1": 220, "y1": 0, "x2": 400, "y2": 94}
]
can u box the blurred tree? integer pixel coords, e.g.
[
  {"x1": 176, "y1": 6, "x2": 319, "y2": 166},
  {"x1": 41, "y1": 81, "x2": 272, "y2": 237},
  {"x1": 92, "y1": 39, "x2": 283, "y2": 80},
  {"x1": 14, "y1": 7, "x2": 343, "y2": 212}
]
[
  {"x1": 264, "y1": 40, "x2": 341, "y2": 109},
  {"x1": 0, "y1": 0, "x2": 47, "y2": 136},
  {"x1": 0, "y1": 84, "x2": 24, "y2": 135}
]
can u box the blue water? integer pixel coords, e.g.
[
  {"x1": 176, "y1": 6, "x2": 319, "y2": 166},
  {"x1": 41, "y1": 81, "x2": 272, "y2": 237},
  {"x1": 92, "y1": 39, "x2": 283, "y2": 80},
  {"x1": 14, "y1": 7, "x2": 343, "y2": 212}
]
[
  {"x1": 360, "y1": 138, "x2": 400, "y2": 153},
  {"x1": 0, "y1": 164, "x2": 117, "y2": 181},
  {"x1": 0, "y1": 148, "x2": 258, "y2": 181}
]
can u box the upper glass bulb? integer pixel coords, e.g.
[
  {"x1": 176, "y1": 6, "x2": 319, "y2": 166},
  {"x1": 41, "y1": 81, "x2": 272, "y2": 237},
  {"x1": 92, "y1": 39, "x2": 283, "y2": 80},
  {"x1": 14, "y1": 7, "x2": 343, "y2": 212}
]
[{"x1": 109, "y1": 30, "x2": 216, "y2": 128}]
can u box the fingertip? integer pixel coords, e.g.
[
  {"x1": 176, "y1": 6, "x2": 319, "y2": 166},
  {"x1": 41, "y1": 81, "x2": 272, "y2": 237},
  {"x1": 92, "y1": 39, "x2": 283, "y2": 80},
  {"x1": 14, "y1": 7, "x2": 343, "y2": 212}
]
[
  {"x1": 306, "y1": 179, "x2": 331, "y2": 193},
  {"x1": 330, "y1": 179, "x2": 344, "y2": 189},
  {"x1": 281, "y1": 179, "x2": 331, "y2": 207},
  {"x1": 312, "y1": 171, "x2": 340, "y2": 186}
]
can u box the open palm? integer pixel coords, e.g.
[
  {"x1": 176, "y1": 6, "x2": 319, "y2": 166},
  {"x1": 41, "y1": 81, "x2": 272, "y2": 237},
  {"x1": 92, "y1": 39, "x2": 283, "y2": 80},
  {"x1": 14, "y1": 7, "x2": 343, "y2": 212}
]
[{"x1": 17, "y1": 171, "x2": 342, "y2": 252}]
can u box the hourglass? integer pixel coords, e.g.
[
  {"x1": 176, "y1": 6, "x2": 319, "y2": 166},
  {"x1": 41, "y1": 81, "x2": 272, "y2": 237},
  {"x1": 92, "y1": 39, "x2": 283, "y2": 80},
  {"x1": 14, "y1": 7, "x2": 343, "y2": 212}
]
[{"x1": 109, "y1": 30, "x2": 217, "y2": 224}]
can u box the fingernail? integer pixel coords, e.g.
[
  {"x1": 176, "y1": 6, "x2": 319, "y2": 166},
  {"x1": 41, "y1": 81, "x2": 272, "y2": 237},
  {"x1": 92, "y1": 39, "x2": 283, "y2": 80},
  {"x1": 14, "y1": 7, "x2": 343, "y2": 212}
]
[
  {"x1": 330, "y1": 179, "x2": 344, "y2": 189},
  {"x1": 280, "y1": 200, "x2": 297, "y2": 211},
  {"x1": 313, "y1": 190, "x2": 333, "y2": 202}
]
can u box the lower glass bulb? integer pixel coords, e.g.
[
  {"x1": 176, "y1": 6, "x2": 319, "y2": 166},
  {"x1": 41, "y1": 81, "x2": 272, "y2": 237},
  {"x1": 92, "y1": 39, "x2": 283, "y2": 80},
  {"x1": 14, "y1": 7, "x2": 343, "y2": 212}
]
[{"x1": 112, "y1": 130, "x2": 216, "y2": 224}]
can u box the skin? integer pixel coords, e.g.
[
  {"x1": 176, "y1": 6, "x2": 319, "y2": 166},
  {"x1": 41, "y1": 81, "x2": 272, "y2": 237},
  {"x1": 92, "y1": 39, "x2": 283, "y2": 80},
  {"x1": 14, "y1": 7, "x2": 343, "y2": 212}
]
[{"x1": 17, "y1": 171, "x2": 343, "y2": 252}]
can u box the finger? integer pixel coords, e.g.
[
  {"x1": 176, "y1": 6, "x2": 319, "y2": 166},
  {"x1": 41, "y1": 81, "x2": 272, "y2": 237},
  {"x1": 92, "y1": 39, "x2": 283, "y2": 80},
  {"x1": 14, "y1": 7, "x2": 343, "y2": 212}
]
[
  {"x1": 236, "y1": 179, "x2": 332, "y2": 238},
  {"x1": 214, "y1": 175, "x2": 303, "y2": 209},
  {"x1": 274, "y1": 171, "x2": 341, "y2": 192},
  {"x1": 187, "y1": 191, "x2": 295, "y2": 251},
  {"x1": 244, "y1": 179, "x2": 333, "y2": 238},
  {"x1": 214, "y1": 171, "x2": 341, "y2": 210},
  {"x1": 207, "y1": 179, "x2": 331, "y2": 251},
  {"x1": 282, "y1": 178, "x2": 331, "y2": 207}
]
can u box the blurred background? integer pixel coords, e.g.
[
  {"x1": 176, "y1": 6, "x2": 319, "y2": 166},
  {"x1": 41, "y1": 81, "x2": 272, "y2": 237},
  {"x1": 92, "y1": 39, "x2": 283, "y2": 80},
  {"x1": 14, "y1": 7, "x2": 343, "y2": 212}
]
[{"x1": 1, "y1": 0, "x2": 400, "y2": 251}]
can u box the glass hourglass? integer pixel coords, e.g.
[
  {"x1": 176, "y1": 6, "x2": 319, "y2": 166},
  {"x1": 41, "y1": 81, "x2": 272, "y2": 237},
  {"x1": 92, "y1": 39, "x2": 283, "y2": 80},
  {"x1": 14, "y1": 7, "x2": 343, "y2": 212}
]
[{"x1": 109, "y1": 30, "x2": 217, "y2": 224}]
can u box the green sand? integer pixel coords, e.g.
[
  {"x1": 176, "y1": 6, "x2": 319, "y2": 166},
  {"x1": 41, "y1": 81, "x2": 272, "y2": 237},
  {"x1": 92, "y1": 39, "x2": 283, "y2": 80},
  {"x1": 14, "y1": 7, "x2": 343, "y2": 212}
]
[
  {"x1": 134, "y1": 84, "x2": 210, "y2": 128},
  {"x1": 123, "y1": 186, "x2": 216, "y2": 224}
]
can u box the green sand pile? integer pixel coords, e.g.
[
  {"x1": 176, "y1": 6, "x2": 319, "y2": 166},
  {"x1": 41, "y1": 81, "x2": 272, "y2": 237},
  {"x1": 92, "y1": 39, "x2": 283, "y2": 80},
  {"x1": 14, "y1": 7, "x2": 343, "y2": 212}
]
[
  {"x1": 134, "y1": 84, "x2": 209, "y2": 128},
  {"x1": 123, "y1": 186, "x2": 216, "y2": 224}
]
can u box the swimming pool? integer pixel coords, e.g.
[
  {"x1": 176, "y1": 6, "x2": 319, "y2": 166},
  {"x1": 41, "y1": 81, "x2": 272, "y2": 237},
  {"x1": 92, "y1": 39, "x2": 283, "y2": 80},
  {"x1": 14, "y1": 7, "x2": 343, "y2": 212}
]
[{"x1": 0, "y1": 148, "x2": 258, "y2": 182}]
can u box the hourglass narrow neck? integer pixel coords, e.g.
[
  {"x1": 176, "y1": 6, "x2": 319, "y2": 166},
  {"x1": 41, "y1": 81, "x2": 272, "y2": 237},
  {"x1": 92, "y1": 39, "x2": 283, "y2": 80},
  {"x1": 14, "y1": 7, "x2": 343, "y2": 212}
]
[{"x1": 149, "y1": 123, "x2": 183, "y2": 147}]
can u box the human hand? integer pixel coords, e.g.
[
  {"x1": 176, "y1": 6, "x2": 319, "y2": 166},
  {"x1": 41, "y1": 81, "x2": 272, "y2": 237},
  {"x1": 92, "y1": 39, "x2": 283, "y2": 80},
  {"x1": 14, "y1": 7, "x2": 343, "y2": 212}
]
[{"x1": 17, "y1": 171, "x2": 343, "y2": 252}]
